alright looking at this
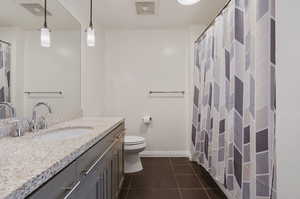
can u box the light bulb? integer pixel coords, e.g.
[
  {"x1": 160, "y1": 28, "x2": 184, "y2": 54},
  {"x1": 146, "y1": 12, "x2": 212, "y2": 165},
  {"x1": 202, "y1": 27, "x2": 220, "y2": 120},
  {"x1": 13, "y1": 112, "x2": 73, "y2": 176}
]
[
  {"x1": 40, "y1": 27, "x2": 51, "y2": 47},
  {"x1": 87, "y1": 26, "x2": 95, "y2": 47},
  {"x1": 177, "y1": 0, "x2": 201, "y2": 6}
]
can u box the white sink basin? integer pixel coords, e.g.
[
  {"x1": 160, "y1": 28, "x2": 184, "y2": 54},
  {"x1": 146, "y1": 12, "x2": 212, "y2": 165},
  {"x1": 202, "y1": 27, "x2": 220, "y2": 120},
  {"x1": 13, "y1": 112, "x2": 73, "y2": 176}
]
[{"x1": 34, "y1": 127, "x2": 94, "y2": 141}]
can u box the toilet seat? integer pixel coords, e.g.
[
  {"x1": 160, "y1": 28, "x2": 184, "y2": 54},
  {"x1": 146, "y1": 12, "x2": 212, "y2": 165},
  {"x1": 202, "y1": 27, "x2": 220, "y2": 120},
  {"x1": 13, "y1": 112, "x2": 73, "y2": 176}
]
[
  {"x1": 125, "y1": 136, "x2": 145, "y2": 145},
  {"x1": 124, "y1": 142, "x2": 146, "y2": 151}
]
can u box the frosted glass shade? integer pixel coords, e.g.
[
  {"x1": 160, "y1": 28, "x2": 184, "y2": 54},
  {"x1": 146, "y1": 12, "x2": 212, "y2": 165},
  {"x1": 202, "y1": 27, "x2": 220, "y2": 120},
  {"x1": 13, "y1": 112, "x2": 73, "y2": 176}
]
[
  {"x1": 87, "y1": 27, "x2": 95, "y2": 47},
  {"x1": 40, "y1": 27, "x2": 51, "y2": 48},
  {"x1": 177, "y1": 0, "x2": 201, "y2": 5}
]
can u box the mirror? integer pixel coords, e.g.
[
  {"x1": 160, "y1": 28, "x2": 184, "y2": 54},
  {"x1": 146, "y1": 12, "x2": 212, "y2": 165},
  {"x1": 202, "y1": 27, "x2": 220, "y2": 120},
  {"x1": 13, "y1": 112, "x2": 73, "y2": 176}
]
[{"x1": 0, "y1": 0, "x2": 81, "y2": 120}]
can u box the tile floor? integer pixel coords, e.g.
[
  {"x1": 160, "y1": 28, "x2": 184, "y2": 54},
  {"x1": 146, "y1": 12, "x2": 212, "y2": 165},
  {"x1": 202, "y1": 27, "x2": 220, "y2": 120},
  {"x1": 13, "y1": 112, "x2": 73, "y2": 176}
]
[{"x1": 119, "y1": 157, "x2": 227, "y2": 199}]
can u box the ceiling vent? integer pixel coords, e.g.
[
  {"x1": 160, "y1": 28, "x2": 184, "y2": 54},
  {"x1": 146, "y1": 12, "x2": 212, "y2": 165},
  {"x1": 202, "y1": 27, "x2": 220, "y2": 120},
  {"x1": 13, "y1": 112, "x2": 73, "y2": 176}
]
[
  {"x1": 135, "y1": 1, "x2": 156, "y2": 15},
  {"x1": 20, "y1": 3, "x2": 52, "y2": 16}
]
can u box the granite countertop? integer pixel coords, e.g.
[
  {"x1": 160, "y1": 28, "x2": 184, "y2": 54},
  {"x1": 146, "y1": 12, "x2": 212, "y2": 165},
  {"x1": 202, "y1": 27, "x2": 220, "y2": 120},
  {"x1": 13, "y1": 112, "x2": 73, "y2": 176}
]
[{"x1": 0, "y1": 117, "x2": 124, "y2": 199}]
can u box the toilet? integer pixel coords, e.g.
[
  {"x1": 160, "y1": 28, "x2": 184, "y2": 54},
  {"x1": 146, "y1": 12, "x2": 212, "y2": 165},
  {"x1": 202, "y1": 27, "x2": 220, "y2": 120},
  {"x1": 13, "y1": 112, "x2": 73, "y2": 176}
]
[{"x1": 124, "y1": 136, "x2": 146, "y2": 173}]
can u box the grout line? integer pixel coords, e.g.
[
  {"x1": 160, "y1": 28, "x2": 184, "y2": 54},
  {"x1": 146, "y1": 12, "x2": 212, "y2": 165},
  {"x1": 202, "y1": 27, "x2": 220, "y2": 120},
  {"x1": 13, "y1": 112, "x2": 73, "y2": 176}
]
[
  {"x1": 169, "y1": 157, "x2": 184, "y2": 199},
  {"x1": 189, "y1": 163, "x2": 206, "y2": 188},
  {"x1": 126, "y1": 187, "x2": 219, "y2": 190},
  {"x1": 179, "y1": 187, "x2": 221, "y2": 190},
  {"x1": 122, "y1": 187, "x2": 219, "y2": 190},
  {"x1": 123, "y1": 175, "x2": 132, "y2": 199},
  {"x1": 190, "y1": 162, "x2": 212, "y2": 199},
  {"x1": 127, "y1": 188, "x2": 179, "y2": 190},
  {"x1": 171, "y1": 162, "x2": 191, "y2": 166},
  {"x1": 174, "y1": 173, "x2": 196, "y2": 176}
]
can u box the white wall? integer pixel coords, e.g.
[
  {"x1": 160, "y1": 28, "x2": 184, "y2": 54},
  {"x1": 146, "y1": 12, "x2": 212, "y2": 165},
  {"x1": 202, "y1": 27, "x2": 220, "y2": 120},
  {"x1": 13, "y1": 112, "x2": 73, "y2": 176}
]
[
  {"x1": 83, "y1": 28, "x2": 106, "y2": 116},
  {"x1": 102, "y1": 29, "x2": 189, "y2": 155},
  {"x1": 57, "y1": 0, "x2": 106, "y2": 117},
  {"x1": 23, "y1": 30, "x2": 81, "y2": 119},
  {"x1": 57, "y1": 0, "x2": 202, "y2": 155},
  {"x1": 277, "y1": 0, "x2": 300, "y2": 198}
]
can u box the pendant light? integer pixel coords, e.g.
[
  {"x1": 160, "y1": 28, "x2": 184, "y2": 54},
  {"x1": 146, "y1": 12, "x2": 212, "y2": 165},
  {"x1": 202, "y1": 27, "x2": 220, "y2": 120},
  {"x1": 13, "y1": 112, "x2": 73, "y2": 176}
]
[
  {"x1": 87, "y1": 0, "x2": 95, "y2": 47},
  {"x1": 177, "y1": 0, "x2": 201, "y2": 6},
  {"x1": 41, "y1": 0, "x2": 51, "y2": 47}
]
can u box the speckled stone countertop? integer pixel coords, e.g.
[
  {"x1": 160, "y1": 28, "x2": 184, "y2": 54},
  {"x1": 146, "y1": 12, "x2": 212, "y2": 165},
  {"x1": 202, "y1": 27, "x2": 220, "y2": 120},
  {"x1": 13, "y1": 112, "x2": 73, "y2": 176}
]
[{"x1": 0, "y1": 117, "x2": 124, "y2": 199}]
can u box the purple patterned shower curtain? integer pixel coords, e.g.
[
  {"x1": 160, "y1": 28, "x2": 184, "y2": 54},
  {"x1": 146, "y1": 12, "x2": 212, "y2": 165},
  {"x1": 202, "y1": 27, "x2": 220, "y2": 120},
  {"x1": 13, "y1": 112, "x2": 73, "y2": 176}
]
[{"x1": 191, "y1": 0, "x2": 276, "y2": 198}]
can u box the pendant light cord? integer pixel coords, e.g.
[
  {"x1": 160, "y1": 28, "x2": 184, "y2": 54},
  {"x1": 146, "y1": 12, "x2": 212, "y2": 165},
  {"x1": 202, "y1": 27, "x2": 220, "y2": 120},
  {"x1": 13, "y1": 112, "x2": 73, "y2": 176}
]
[
  {"x1": 44, "y1": 0, "x2": 47, "y2": 28},
  {"x1": 89, "y1": 0, "x2": 93, "y2": 28}
]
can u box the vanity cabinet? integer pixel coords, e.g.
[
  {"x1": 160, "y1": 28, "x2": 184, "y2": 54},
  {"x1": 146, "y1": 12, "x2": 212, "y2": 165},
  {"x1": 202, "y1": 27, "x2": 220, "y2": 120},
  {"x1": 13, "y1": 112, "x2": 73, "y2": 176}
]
[{"x1": 27, "y1": 123, "x2": 125, "y2": 199}]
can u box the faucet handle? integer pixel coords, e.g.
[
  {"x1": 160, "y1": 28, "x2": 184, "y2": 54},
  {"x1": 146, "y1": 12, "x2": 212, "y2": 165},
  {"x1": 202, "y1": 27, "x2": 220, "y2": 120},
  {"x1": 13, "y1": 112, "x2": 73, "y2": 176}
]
[
  {"x1": 39, "y1": 116, "x2": 48, "y2": 129},
  {"x1": 8, "y1": 119, "x2": 19, "y2": 137},
  {"x1": 9, "y1": 119, "x2": 26, "y2": 137},
  {"x1": 29, "y1": 119, "x2": 39, "y2": 133}
]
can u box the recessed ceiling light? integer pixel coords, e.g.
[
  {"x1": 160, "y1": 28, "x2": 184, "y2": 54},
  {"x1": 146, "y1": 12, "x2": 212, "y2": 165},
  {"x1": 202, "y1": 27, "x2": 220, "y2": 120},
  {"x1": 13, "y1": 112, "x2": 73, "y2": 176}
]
[
  {"x1": 20, "y1": 3, "x2": 52, "y2": 16},
  {"x1": 177, "y1": 0, "x2": 201, "y2": 6},
  {"x1": 135, "y1": 1, "x2": 156, "y2": 15}
]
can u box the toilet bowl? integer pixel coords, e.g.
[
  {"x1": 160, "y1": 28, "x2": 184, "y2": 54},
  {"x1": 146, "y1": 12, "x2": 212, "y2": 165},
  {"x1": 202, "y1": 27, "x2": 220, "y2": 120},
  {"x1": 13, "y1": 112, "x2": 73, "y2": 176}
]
[{"x1": 124, "y1": 136, "x2": 146, "y2": 173}]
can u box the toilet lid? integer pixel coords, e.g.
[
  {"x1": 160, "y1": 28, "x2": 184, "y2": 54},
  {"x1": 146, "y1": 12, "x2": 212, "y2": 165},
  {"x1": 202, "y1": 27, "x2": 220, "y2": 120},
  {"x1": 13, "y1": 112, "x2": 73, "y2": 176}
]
[{"x1": 125, "y1": 136, "x2": 145, "y2": 145}]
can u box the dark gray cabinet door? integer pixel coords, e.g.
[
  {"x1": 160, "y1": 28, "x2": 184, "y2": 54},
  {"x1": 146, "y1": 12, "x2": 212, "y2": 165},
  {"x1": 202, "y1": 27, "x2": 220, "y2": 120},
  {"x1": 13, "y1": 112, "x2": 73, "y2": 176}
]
[
  {"x1": 27, "y1": 162, "x2": 78, "y2": 199},
  {"x1": 106, "y1": 154, "x2": 113, "y2": 199},
  {"x1": 97, "y1": 149, "x2": 113, "y2": 199},
  {"x1": 111, "y1": 134, "x2": 124, "y2": 199},
  {"x1": 111, "y1": 150, "x2": 117, "y2": 199},
  {"x1": 118, "y1": 134, "x2": 124, "y2": 189},
  {"x1": 72, "y1": 157, "x2": 107, "y2": 199},
  {"x1": 71, "y1": 172, "x2": 99, "y2": 199}
]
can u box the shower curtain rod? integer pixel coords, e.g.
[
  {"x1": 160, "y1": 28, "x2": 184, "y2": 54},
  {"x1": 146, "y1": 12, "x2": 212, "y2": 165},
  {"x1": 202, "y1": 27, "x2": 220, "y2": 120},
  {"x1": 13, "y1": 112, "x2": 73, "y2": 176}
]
[
  {"x1": 195, "y1": 0, "x2": 232, "y2": 43},
  {"x1": 0, "y1": 40, "x2": 11, "y2": 46}
]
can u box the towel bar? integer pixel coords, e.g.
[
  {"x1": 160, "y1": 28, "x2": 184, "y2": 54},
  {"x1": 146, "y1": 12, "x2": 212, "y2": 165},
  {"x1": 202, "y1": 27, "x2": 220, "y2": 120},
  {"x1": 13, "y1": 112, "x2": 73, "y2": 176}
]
[
  {"x1": 24, "y1": 91, "x2": 63, "y2": 95},
  {"x1": 149, "y1": 91, "x2": 185, "y2": 94}
]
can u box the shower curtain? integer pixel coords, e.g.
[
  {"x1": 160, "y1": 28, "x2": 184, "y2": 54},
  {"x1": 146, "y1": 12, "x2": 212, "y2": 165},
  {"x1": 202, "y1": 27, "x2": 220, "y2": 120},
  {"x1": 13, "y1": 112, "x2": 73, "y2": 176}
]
[
  {"x1": 191, "y1": 0, "x2": 276, "y2": 199},
  {"x1": 0, "y1": 42, "x2": 11, "y2": 119}
]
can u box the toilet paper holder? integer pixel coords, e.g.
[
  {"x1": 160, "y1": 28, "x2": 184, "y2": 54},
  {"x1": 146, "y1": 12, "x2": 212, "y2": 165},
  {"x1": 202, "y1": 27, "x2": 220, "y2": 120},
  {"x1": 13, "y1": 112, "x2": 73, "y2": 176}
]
[{"x1": 142, "y1": 116, "x2": 152, "y2": 123}]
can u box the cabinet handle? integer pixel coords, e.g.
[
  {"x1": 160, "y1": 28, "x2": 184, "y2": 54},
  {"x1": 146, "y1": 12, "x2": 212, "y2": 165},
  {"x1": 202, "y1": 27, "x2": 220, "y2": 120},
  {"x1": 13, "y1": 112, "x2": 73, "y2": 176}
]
[
  {"x1": 84, "y1": 139, "x2": 119, "y2": 176},
  {"x1": 63, "y1": 181, "x2": 81, "y2": 199}
]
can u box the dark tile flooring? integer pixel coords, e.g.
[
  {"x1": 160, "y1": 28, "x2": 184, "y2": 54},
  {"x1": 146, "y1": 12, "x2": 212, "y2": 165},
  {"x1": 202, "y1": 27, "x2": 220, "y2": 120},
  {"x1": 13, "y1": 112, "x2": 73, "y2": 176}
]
[{"x1": 119, "y1": 157, "x2": 227, "y2": 199}]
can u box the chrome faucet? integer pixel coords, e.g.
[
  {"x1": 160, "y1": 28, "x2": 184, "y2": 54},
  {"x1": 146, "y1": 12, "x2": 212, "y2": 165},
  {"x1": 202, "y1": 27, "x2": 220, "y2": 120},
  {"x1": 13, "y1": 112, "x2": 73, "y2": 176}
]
[
  {"x1": 0, "y1": 102, "x2": 16, "y2": 118},
  {"x1": 31, "y1": 102, "x2": 52, "y2": 133}
]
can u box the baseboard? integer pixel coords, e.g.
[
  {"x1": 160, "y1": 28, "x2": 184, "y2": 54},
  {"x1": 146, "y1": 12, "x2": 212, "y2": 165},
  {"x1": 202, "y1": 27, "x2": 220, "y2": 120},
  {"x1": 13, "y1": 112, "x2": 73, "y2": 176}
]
[{"x1": 140, "y1": 150, "x2": 191, "y2": 158}]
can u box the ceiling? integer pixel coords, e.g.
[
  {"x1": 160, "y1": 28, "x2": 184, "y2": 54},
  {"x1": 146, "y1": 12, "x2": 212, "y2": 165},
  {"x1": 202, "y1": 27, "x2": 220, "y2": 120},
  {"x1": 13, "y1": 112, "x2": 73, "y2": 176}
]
[
  {"x1": 0, "y1": 0, "x2": 80, "y2": 30},
  {"x1": 0, "y1": 0, "x2": 229, "y2": 30},
  {"x1": 62, "y1": 0, "x2": 228, "y2": 28}
]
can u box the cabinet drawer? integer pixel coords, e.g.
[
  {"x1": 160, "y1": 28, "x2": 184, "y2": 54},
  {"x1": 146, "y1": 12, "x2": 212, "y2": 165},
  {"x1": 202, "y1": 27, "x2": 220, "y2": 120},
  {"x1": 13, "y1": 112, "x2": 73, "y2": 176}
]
[
  {"x1": 77, "y1": 124, "x2": 124, "y2": 176},
  {"x1": 28, "y1": 162, "x2": 78, "y2": 199}
]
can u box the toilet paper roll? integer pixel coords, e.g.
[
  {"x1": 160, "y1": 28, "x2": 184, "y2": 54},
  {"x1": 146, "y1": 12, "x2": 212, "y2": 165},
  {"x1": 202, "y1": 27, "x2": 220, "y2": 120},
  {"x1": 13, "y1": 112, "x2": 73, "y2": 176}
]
[{"x1": 142, "y1": 116, "x2": 152, "y2": 124}]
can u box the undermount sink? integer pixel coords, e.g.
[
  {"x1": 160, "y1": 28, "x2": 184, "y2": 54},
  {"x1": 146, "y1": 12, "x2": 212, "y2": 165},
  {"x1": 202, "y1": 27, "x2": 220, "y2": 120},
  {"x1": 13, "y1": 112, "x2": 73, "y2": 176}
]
[{"x1": 34, "y1": 127, "x2": 94, "y2": 141}]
